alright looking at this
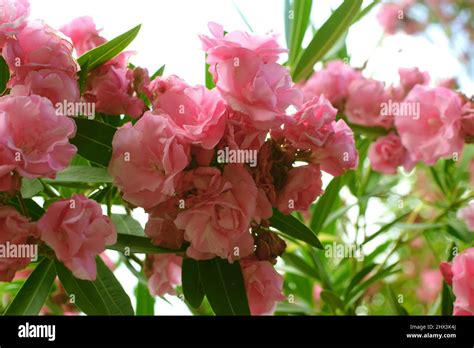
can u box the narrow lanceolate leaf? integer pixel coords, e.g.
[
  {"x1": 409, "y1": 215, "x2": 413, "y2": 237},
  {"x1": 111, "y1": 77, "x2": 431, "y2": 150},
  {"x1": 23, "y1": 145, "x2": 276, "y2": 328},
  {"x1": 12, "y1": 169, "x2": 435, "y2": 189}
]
[
  {"x1": 182, "y1": 258, "x2": 205, "y2": 309},
  {"x1": 289, "y1": 0, "x2": 313, "y2": 65},
  {"x1": 111, "y1": 214, "x2": 145, "y2": 237},
  {"x1": 0, "y1": 56, "x2": 10, "y2": 94},
  {"x1": 284, "y1": 0, "x2": 292, "y2": 49},
  {"x1": 8, "y1": 197, "x2": 45, "y2": 221},
  {"x1": 441, "y1": 282, "x2": 454, "y2": 316},
  {"x1": 108, "y1": 234, "x2": 182, "y2": 255},
  {"x1": 135, "y1": 280, "x2": 155, "y2": 315},
  {"x1": 44, "y1": 166, "x2": 112, "y2": 184},
  {"x1": 56, "y1": 258, "x2": 134, "y2": 315},
  {"x1": 344, "y1": 263, "x2": 377, "y2": 297},
  {"x1": 386, "y1": 285, "x2": 409, "y2": 316},
  {"x1": 78, "y1": 24, "x2": 142, "y2": 71},
  {"x1": 292, "y1": 0, "x2": 363, "y2": 82},
  {"x1": 55, "y1": 260, "x2": 108, "y2": 315},
  {"x1": 5, "y1": 258, "x2": 56, "y2": 315},
  {"x1": 199, "y1": 258, "x2": 250, "y2": 315},
  {"x1": 70, "y1": 117, "x2": 117, "y2": 168},
  {"x1": 150, "y1": 64, "x2": 166, "y2": 80},
  {"x1": 271, "y1": 209, "x2": 323, "y2": 249},
  {"x1": 321, "y1": 290, "x2": 345, "y2": 313},
  {"x1": 205, "y1": 60, "x2": 215, "y2": 89},
  {"x1": 310, "y1": 175, "x2": 345, "y2": 234}
]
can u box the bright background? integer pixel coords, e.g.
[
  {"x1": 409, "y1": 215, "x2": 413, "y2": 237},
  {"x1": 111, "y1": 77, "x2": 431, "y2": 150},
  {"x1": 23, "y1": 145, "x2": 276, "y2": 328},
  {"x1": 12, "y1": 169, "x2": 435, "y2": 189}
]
[{"x1": 28, "y1": 0, "x2": 474, "y2": 315}]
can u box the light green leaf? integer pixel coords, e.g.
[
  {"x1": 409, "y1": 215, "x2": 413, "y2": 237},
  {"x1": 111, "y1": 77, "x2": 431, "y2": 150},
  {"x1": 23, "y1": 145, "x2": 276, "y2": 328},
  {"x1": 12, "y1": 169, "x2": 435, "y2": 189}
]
[
  {"x1": 20, "y1": 179, "x2": 43, "y2": 199},
  {"x1": 135, "y1": 280, "x2": 155, "y2": 315},
  {"x1": 78, "y1": 25, "x2": 141, "y2": 72},
  {"x1": 44, "y1": 166, "x2": 112, "y2": 184},
  {"x1": 292, "y1": 0, "x2": 363, "y2": 82},
  {"x1": 111, "y1": 214, "x2": 145, "y2": 237},
  {"x1": 289, "y1": 0, "x2": 313, "y2": 65}
]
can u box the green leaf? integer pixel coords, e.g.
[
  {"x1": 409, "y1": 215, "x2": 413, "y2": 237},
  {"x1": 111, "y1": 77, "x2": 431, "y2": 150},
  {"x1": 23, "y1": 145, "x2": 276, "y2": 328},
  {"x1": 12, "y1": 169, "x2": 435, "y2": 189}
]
[
  {"x1": 205, "y1": 60, "x2": 215, "y2": 89},
  {"x1": 386, "y1": 284, "x2": 409, "y2": 315},
  {"x1": 5, "y1": 258, "x2": 56, "y2": 315},
  {"x1": 363, "y1": 212, "x2": 410, "y2": 245},
  {"x1": 78, "y1": 24, "x2": 142, "y2": 72},
  {"x1": 0, "y1": 56, "x2": 9, "y2": 94},
  {"x1": 111, "y1": 214, "x2": 145, "y2": 237},
  {"x1": 441, "y1": 282, "x2": 454, "y2": 316},
  {"x1": 78, "y1": 58, "x2": 90, "y2": 95},
  {"x1": 44, "y1": 166, "x2": 112, "y2": 184},
  {"x1": 321, "y1": 290, "x2": 345, "y2": 313},
  {"x1": 108, "y1": 234, "x2": 181, "y2": 255},
  {"x1": 344, "y1": 263, "x2": 377, "y2": 297},
  {"x1": 199, "y1": 258, "x2": 250, "y2": 315},
  {"x1": 150, "y1": 64, "x2": 166, "y2": 80},
  {"x1": 56, "y1": 257, "x2": 133, "y2": 315},
  {"x1": 55, "y1": 260, "x2": 108, "y2": 315},
  {"x1": 270, "y1": 209, "x2": 323, "y2": 249},
  {"x1": 354, "y1": 0, "x2": 380, "y2": 23},
  {"x1": 310, "y1": 175, "x2": 345, "y2": 234},
  {"x1": 284, "y1": 0, "x2": 292, "y2": 49},
  {"x1": 70, "y1": 117, "x2": 117, "y2": 168},
  {"x1": 292, "y1": 0, "x2": 363, "y2": 82},
  {"x1": 135, "y1": 280, "x2": 155, "y2": 315},
  {"x1": 182, "y1": 258, "x2": 205, "y2": 309},
  {"x1": 20, "y1": 179, "x2": 43, "y2": 199},
  {"x1": 8, "y1": 197, "x2": 45, "y2": 221},
  {"x1": 289, "y1": 0, "x2": 313, "y2": 65},
  {"x1": 283, "y1": 253, "x2": 319, "y2": 281}
]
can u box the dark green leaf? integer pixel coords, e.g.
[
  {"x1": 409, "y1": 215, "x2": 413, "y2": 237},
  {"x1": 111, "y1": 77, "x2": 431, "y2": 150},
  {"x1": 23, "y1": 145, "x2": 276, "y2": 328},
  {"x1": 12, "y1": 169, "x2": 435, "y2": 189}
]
[
  {"x1": 8, "y1": 197, "x2": 45, "y2": 221},
  {"x1": 321, "y1": 290, "x2": 345, "y2": 313},
  {"x1": 56, "y1": 257, "x2": 133, "y2": 315},
  {"x1": 344, "y1": 263, "x2": 377, "y2": 297},
  {"x1": 292, "y1": 0, "x2": 362, "y2": 81},
  {"x1": 78, "y1": 25, "x2": 141, "y2": 71},
  {"x1": 0, "y1": 56, "x2": 9, "y2": 94},
  {"x1": 386, "y1": 284, "x2": 409, "y2": 315},
  {"x1": 271, "y1": 209, "x2": 323, "y2": 249},
  {"x1": 441, "y1": 282, "x2": 454, "y2": 316},
  {"x1": 108, "y1": 234, "x2": 182, "y2": 254},
  {"x1": 199, "y1": 258, "x2": 250, "y2": 315},
  {"x1": 311, "y1": 175, "x2": 345, "y2": 234},
  {"x1": 182, "y1": 258, "x2": 205, "y2": 309},
  {"x1": 5, "y1": 258, "x2": 56, "y2": 315},
  {"x1": 70, "y1": 117, "x2": 117, "y2": 168}
]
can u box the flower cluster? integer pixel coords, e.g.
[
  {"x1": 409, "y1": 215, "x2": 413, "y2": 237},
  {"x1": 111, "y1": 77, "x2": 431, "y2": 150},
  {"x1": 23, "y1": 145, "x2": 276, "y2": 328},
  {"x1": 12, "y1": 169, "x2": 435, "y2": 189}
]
[{"x1": 107, "y1": 23, "x2": 358, "y2": 314}]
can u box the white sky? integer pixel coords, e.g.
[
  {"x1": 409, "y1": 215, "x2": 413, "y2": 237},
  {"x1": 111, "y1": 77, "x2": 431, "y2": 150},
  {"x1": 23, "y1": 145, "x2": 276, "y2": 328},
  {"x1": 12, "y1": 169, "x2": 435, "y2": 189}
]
[{"x1": 27, "y1": 0, "x2": 473, "y2": 315}]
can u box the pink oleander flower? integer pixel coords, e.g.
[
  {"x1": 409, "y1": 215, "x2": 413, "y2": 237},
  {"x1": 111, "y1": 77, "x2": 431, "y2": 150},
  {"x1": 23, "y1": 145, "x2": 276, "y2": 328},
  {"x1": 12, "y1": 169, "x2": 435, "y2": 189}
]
[
  {"x1": 241, "y1": 257, "x2": 285, "y2": 315},
  {"x1": 457, "y1": 202, "x2": 474, "y2": 231},
  {"x1": 0, "y1": 144, "x2": 19, "y2": 192},
  {"x1": 395, "y1": 86, "x2": 464, "y2": 166},
  {"x1": 440, "y1": 261, "x2": 453, "y2": 285},
  {"x1": 398, "y1": 67, "x2": 430, "y2": 93},
  {"x1": 175, "y1": 165, "x2": 257, "y2": 262},
  {"x1": 60, "y1": 16, "x2": 106, "y2": 56},
  {"x1": 368, "y1": 133, "x2": 414, "y2": 174},
  {"x1": 0, "y1": 0, "x2": 30, "y2": 38},
  {"x1": 145, "y1": 198, "x2": 184, "y2": 250},
  {"x1": 38, "y1": 195, "x2": 117, "y2": 281},
  {"x1": 200, "y1": 22, "x2": 302, "y2": 130},
  {"x1": 144, "y1": 254, "x2": 182, "y2": 297},
  {"x1": 3, "y1": 20, "x2": 78, "y2": 80},
  {"x1": 276, "y1": 165, "x2": 323, "y2": 214},
  {"x1": 109, "y1": 112, "x2": 190, "y2": 210},
  {"x1": 9, "y1": 69, "x2": 79, "y2": 105},
  {"x1": 416, "y1": 269, "x2": 442, "y2": 304},
  {"x1": 84, "y1": 54, "x2": 145, "y2": 118},
  {"x1": 280, "y1": 96, "x2": 338, "y2": 151},
  {"x1": 443, "y1": 248, "x2": 474, "y2": 315},
  {"x1": 150, "y1": 75, "x2": 227, "y2": 149},
  {"x1": 0, "y1": 206, "x2": 37, "y2": 282},
  {"x1": 0, "y1": 95, "x2": 77, "y2": 179},
  {"x1": 311, "y1": 120, "x2": 359, "y2": 177},
  {"x1": 302, "y1": 60, "x2": 362, "y2": 107},
  {"x1": 377, "y1": 2, "x2": 407, "y2": 34},
  {"x1": 345, "y1": 78, "x2": 393, "y2": 129},
  {"x1": 313, "y1": 284, "x2": 323, "y2": 303},
  {"x1": 221, "y1": 112, "x2": 268, "y2": 151}
]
